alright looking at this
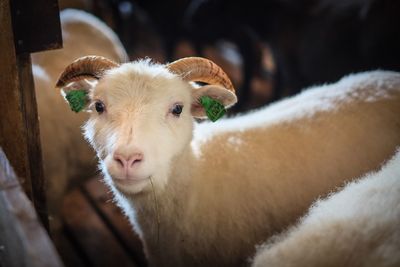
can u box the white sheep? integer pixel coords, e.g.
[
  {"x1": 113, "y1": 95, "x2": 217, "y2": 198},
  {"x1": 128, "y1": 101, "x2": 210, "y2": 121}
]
[
  {"x1": 252, "y1": 148, "x2": 400, "y2": 267},
  {"x1": 32, "y1": 9, "x2": 128, "y2": 232},
  {"x1": 55, "y1": 55, "x2": 400, "y2": 267}
]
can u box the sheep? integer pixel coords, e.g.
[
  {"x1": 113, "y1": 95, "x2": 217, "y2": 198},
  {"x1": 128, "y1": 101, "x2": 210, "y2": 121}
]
[
  {"x1": 251, "y1": 148, "x2": 400, "y2": 267},
  {"x1": 55, "y1": 53, "x2": 400, "y2": 267},
  {"x1": 32, "y1": 9, "x2": 128, "y2": 233}
]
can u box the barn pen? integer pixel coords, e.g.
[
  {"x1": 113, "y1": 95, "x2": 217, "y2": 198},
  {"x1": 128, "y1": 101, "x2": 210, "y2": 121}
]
[{"x1": 1, "y1": 1, "x2": 400, "y2": 267}]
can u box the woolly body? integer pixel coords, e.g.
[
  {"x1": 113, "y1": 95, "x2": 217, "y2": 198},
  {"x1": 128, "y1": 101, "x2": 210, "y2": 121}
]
[
  {"x1": 252, "y1": 148, "x2": 400, "y2": 267},
  {"x1": 79, "y1": 64, "x2": 400, "y2": 267}
]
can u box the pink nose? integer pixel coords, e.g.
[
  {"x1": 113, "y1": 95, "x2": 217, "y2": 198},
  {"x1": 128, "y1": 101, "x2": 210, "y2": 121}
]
[{"x1": 113, "y1": 152, "x2": 143, "y2": 171}]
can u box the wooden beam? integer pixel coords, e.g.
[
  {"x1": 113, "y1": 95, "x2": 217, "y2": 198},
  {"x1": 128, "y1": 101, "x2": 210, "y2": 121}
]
[
  {"x1": 0, "y1": 0, "x2": 48, "y2": 229},
  {"x1": 18, "y1": 53, "x2": 48, "y2": 229},
  {"x1": 0, "y1": 148, "x2": 63, "y2": 267},
  {"x1": 0, "y1": 0, "x2": 33, "y2": 205},
  {"x1": 10, "y1": 0, "x2": 62, "y2": 54}
]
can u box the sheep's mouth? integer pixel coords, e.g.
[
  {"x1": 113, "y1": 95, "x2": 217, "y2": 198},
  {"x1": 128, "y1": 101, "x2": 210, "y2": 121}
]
[
  {"x1": 113, "y1": 176, "x2": 150, "y2": 186},
  {"x1": 111, "y1": 175, "x2": 152, "y2": 194}
]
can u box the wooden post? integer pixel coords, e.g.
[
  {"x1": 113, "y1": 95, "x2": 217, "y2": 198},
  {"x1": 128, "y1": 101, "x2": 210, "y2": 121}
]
[
  {"x1": 0, "y1": 0, "x2": 35, "y2": 210},
  {"x1": 0, "y1": 0, "x2": 62, "y2": 230}
]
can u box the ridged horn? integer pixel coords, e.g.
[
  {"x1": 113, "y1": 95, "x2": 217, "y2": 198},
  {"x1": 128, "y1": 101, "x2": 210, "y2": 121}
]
[
  {"x1": 56, "y1": 55, "x2": 119, "y2": 88},
  {"x1": 167, "y1": 57, "x2": 235, "y2": 93}
]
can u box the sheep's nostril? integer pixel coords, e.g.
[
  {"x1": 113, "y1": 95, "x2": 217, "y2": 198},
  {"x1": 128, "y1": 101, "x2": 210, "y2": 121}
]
[
  {"x1": 129, "y1": 153, "x2": 143, "y2": 167},
  {"x1": 113, "y1": 152, "x2": 143, "y2": 171},
  {"x1": 131, "y1": 159, "x2": 140, "y2": 166},
  {"x1": 113, "y1": 154, "x2": 129, "y2": 169},
  {"x1": 115, "y1": 158, "x2": 125, "y2": 168}
]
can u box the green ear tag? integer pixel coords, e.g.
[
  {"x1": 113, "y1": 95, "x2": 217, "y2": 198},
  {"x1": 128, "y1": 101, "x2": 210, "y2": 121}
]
[
  {"x1": 200, "y1": 96, "x2": 226, "y2": 122},
  {"x1": 65, "y1": 90, "x2": 88, "y2": 113}
]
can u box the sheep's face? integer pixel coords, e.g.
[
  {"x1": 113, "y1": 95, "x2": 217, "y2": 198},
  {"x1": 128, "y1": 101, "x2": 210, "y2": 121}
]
[
  {"x1": 58, "y1": 57, "x2": 236, "y2": 195},
  {"x1": 83, "y1": 63, "x2": 195, "y2": 194}
]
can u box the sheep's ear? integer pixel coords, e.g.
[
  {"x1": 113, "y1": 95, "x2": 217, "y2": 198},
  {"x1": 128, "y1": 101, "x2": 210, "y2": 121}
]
[
  {"x1": 59, "y1": 79, "x2": 97, "y2": 113},
  {"x1": 167, "y1": 57, "x2": 237, "y2": 120},
  {"x1": 191, "y1": 85, "x2": 237, "y2": 120},
  {"x1": 55, "y1": 56, "x2": 119, "y2": 113}
]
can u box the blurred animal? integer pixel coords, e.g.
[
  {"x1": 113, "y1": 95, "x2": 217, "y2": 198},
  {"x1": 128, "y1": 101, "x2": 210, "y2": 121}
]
[
  {"x1": 32, "y1": 8, "x2": 128, "y2": 232},
  {"x1": 252, "y1": 148, "x2": 400, "y2": 267}
]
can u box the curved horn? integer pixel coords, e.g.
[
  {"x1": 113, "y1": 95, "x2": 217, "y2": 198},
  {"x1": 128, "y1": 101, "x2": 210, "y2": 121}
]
[
  {"x1": 55, "y1": 55, "x2": 119, "y2": 88},
  {"x1": 167, "y1": 57, "x2": 235, "y2": 93}
]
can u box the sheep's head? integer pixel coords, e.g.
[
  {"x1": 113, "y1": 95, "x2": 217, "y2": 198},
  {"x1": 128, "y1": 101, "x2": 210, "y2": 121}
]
[{"x1": 56, "y1": 56, "x2": 236, "y2": 194}]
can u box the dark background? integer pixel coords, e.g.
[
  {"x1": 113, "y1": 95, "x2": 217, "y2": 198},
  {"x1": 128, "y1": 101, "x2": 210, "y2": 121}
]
[{"x1": 59, "y1": 0, "x2": 400, "y2": 112}]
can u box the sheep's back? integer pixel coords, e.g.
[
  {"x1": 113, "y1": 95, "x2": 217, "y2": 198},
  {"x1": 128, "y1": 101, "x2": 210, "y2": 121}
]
[{"x1": 185, "y1": 70, "x2": 400, "y2": 265}]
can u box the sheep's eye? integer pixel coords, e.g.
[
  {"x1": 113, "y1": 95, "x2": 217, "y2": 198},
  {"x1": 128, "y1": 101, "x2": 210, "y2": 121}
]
[
  {"x1": 95, "y1": 101, "x2": 105, "y2": 114},
  {"x1": 171, "y1": 104, "x2": 183, "y2": 117}
]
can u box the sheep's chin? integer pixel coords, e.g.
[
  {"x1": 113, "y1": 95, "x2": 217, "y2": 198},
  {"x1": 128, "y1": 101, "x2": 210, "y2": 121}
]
[{"x1": 112, "y1": 176, "x2": 151, "y2": 195}]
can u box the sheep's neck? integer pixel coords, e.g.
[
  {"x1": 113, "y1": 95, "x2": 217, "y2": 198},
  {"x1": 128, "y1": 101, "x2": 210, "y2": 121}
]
[{"x1": 126, "y1": 147, "x2": 195, "y2": 259}]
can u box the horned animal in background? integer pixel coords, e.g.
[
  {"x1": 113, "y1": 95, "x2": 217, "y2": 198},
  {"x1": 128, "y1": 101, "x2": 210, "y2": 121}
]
[{"x1": 32, "y1": 8, "x2": 128, "y2": 232}]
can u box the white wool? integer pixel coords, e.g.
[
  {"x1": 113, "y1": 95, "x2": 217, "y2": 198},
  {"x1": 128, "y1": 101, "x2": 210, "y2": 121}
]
[
  {"x1": 227, "y1": 136, "x2": 243, "y2": 146},
  {"x1": 192, "y1": 70, "x2": 400, "y2": 156},
  {"x1": 60, "y1": 9, "x2": 129, "y2": 63},
  {"x1": 305, "y1": 149, "x2": 400, "y2": 223},
  {"x1": 287, "y1": 147, "x2": 400, "y2": 235},
  {"x1": 252, "y1": 148, "x2": 400, "y2": 267},
  {"x1": 108, "y1": 58, "x2": 175, "y2": 80}
]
